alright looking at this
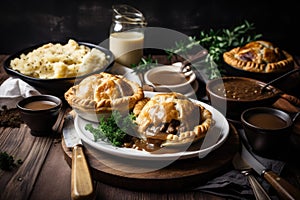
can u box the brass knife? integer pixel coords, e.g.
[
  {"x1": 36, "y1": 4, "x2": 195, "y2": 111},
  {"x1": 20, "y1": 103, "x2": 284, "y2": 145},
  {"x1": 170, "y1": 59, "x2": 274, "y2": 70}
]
[{"x1": 63, "y1": 114, "x2": 93, "y2": 200}]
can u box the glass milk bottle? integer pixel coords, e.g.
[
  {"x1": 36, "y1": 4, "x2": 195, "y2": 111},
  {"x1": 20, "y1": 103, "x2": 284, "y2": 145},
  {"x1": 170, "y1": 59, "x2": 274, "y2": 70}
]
[{"x1": 109, "y1": 4, "x2": 147, "y2": 67}]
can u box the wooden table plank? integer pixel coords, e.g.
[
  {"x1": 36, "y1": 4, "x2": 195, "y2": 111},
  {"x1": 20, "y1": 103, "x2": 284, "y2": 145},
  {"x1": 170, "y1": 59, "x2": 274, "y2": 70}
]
[
  {"x1": 0, "y1": 125, "x2": 53, "y2": 200},
  {"x1": 29, "y1": 137, "x2": 72, "y2": 200},
  {"x1": 93, "y1": 181, "x2": 224, "y2": 200}
]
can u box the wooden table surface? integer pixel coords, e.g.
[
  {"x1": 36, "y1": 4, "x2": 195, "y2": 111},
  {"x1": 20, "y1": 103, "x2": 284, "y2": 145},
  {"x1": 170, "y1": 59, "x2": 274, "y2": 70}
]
[{"x1": 1, "y1": 54, "x2": 300, "y2": 200}]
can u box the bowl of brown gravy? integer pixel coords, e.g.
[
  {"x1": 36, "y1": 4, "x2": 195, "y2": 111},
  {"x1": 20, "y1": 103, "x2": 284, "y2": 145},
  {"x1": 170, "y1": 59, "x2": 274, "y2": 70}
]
[
  {"x1": 241, "y1": 107, "x2": 299, "y2": 158},
  {"x1": 17, "y1": 95, "x2": 62, "y2": 136},
  {"x1": 206, "y1": 76, "x2": 282, "y2": 120}
]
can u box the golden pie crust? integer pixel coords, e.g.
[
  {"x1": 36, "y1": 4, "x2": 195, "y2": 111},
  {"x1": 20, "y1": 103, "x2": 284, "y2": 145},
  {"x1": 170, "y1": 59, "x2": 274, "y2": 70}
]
[
  {"x1": 133, "y1": 92, "x2": 213, "y2": 146},
  {"x1": 223, "y1": 40, "x2": 294, "y2": 73},
  {"x1": 64, "y1": 72, "x2": 144, "y2": 114}
]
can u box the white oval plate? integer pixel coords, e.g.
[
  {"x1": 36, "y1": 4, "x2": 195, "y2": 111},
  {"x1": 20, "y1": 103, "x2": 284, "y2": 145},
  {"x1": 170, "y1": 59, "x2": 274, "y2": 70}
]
[{"x1": 74, "y1": 99, "x2": 229, "y2": 161}]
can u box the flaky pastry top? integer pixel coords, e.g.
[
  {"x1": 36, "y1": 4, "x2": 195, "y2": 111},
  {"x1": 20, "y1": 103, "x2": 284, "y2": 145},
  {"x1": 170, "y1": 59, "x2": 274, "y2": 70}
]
[
  {"x1": 133, "y1": 92, "x2": 212, "y2": 146},
  {"x1": 64, "y1": 72, "x2": 144, "y2": 113},
  {"x1": 223, "y1": 40, "x2": 294, "y2": 73}
]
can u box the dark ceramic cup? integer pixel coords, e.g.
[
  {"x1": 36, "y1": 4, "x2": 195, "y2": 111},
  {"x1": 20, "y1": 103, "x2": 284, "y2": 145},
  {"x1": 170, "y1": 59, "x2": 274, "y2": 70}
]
[
  {"x1": 17, "y1": 95, "x2": 62, "y2": 136},
  {"x1": 241, "y1": 107, "x2": 299, "y2": 158}
]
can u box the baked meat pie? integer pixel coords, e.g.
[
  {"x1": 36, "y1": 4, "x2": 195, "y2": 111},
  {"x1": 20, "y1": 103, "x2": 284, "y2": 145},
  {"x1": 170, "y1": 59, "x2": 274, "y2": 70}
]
[
  {"x1": 64, "y1": 72, "x2": 144, "y2": 118},
  {"x1": 133, "y1": 92, "x2": 212, "y2": 147},
  {"x1": 223, "y1": 40, "x2": 294, "y2": 73}
]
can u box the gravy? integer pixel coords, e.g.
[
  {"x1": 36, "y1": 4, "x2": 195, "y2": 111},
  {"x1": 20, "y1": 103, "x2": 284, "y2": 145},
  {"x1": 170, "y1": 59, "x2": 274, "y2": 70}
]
[
  {"x1": 24, "y1": 100, "x2": 57, "y2": 110},
  {"x1": 126, "y1": 137, "x2": 189, "y2": 154},
  {"x1": 212, "y1": 79, "x2": 275, "y2": 100},
  {"x1": 247, "y1": 113, "x2": 287, "y2": 129},
  {"x1": 148, "y1": 70, "x2": 188, "y2": 86}
]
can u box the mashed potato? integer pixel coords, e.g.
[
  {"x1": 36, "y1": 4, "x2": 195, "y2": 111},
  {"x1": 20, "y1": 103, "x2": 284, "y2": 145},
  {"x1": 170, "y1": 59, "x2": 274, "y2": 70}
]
[{"x1": 9, "y1": 39, "x2": 109, "y2": 79}]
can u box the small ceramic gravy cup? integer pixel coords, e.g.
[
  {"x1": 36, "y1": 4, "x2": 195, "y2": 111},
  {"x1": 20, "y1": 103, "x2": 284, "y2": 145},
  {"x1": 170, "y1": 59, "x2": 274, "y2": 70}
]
[
  {"x1": 144, "y1": 65, "x2": 196, "y2": 93},
  {"x1": 17, "y1": 95, "x2": 62, "y2": 136},
  {"x1": 241, "y1": 107, "x2": 300, "y2": 158}
]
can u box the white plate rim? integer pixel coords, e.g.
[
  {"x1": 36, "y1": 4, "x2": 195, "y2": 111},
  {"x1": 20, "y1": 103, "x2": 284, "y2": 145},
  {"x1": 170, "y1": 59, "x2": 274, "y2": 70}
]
[{"x1": 74, "y1": 99, "x2": 230, "y2": 161}]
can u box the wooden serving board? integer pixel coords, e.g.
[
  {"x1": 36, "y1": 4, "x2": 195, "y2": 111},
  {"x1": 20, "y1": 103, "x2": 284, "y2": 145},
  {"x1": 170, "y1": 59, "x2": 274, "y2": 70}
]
[{"x1": 62, "y1": 123, "x2": 239, "y2": 192}]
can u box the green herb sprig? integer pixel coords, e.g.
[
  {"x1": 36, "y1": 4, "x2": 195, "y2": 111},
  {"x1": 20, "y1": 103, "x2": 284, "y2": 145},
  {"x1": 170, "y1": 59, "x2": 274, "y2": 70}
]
[
  {"x1": 131, "y1": 55, "x2": 159, "y2": 74},
  {"x1": 166, "y1": 20, "x2": 263, "y2": 79},
  {"x1": 85, "y1": 111, "x2": 137, "y2": 147},
  {"x1": 0, "y1": 151, "x2": 23, "y2": 171}
]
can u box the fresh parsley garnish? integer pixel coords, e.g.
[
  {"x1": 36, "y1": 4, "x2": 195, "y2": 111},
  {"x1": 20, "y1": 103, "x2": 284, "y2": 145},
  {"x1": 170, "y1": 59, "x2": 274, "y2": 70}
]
[
  {"x1": 131, "y1": 55, "x2": 159, "y2": 74},
  {"x1": 85, "y1": 111, "x2": 137, "y2": 147},
  {"x1": 0, "y1": 151, "x2": 23, "y2": 171}
]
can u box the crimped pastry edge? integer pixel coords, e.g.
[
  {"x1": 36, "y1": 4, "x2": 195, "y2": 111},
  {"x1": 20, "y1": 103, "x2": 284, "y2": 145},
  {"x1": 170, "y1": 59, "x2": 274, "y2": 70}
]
[
  {"x1": 223, "y1": 47, "x2": 294, "y2": 73},
  {"x1": 133, "y1": 93, "x2": 213, "y2": 146},
  {"x1": 64, "y1": 72, "x2": 144, "y2": 114}
]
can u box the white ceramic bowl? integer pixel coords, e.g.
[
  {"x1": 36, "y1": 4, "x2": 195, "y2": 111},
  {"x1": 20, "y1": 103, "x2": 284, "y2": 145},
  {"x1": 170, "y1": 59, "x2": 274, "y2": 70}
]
[{"x1": 144, "y1": 65, "x2": 196, "y2": 93}]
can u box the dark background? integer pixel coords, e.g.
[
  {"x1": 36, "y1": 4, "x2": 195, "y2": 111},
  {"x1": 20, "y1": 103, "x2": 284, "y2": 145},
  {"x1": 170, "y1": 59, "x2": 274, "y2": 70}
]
[{"x1": 0, "y1": 0, "x2": 299, "y2": 55}]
